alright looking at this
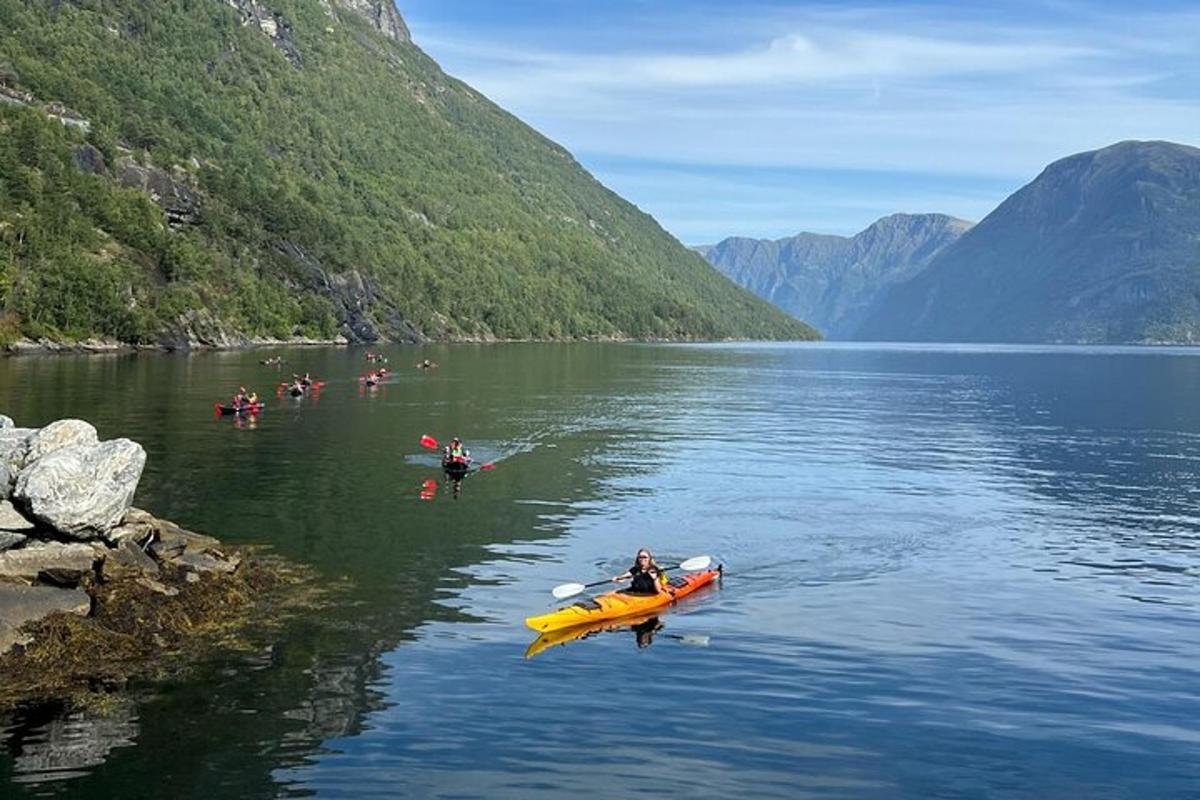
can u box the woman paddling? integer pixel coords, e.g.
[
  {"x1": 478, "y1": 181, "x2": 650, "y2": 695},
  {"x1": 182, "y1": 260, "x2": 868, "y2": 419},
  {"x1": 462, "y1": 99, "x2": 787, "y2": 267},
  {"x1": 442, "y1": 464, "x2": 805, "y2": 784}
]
[{"x1": 613, "y1": 548, "x2": 669, "y2": 595}]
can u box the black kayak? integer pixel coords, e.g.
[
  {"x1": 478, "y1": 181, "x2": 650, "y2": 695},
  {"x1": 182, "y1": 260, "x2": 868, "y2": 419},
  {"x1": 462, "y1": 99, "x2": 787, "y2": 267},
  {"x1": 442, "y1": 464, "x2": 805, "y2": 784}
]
[{"x1": 442, "y1": 459, "x2": 471, "y2": 477}]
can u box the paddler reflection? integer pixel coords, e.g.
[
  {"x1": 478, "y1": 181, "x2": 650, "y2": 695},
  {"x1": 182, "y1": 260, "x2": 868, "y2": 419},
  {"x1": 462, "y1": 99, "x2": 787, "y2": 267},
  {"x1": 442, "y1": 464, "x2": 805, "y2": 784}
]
[{"x1": 632, "y1": 616, "x2": 663, "y2": 648}]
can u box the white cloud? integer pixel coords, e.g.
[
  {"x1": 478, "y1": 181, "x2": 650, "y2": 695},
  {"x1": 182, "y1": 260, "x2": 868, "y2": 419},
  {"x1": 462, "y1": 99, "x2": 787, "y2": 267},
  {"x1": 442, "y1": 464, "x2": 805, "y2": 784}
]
[{"x1": 406, "y1": 3, "x2": 1199, "y2": 239}]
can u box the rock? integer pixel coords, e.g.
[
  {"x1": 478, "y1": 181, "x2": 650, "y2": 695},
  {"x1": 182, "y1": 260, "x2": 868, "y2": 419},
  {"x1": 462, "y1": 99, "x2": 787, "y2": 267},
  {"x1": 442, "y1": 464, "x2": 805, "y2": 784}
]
[
  {"x1": 72, "y1": 143, "x2": 108, "y2": 175},
  {"x1": 0, "y1": 415, "x2": 13, "y2": 429},
  {"x1": 0, "y1": 542, "x2": 97, "y2": 586},
  {"x1": 0, "y1": 499, "x2": 35, "y2": 532},
  {"x1": 0, "y1": 584, "x2": 91, "y2": 654},
  {"x1": 336, "y1": 0, "x2": 410, "y2": 43},
  {"x1": 105, "y1": 507, "x2": 158, "y2": 546},
  {"x1": 115, "y1": 155, "x2": 200, "y2": 227},
  {"x1": 100, "y1": 538, "x2": 160, "y2": 582},
  {"x1": 0, "y1": 532, "x2": 27, "y2": 551},
  {"x1": 148, "y1": 523, "x2": 220, "y2": 561},
  {"x1": 136, "y1": 576, "x2": 178, "y2": 597},
  {"x1": 14, "y1": 439, "x2": 146, "y2": 539},
  {"x1": 0, "y1": 427, "x2": 35, "y2": 498},
  {"x1": 24, "y1": 419, "x2": 99, "y2": 466},
  {"x1": 173, "y1": 551, "x2": 240, "y2": 575}
]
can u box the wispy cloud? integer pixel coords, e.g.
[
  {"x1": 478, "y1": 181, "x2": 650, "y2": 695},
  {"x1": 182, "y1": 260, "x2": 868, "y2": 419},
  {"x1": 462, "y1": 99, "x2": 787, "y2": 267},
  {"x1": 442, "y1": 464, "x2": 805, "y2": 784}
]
[{"x1": 402, "y1": 2, "x2": 1200, "y2": 240}]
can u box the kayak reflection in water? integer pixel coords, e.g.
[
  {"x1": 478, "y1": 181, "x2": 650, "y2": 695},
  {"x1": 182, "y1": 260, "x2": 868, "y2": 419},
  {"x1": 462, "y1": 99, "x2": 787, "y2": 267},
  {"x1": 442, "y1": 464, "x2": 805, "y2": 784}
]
[{"x1": 612, "y1": 548, "x2": 669, "y2": 595}]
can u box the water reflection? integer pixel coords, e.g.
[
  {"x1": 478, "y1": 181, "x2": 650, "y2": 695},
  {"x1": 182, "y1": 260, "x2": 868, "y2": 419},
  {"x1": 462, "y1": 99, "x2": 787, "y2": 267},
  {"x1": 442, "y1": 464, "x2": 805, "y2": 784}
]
[
  {"x1": 2, "y1": 343, "x2": 1199, "y2": 799},
  {"x1": 0, "y1": 701, "x2": 138, "y2": 785}
]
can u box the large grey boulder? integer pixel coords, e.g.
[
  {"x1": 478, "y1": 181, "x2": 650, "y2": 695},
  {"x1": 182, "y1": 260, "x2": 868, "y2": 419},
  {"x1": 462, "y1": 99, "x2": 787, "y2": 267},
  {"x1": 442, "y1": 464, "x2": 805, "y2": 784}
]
[
  {"x1": 0, "y1": 414, "x2": 13, "y2": 429},
  {"x1": 0, "y1": 542, "x2": 97, "y2": 585},
  {"x1": 25, "y1": 419, "x2": 99, "y2": 465},
  {"x1": 0, "y1": 427, "x2": 35, "y2": 498},
  {"x1": 0, "y1": 584, "x2": 91, "y2": 654},
  {"x1": 14, "y1": 440, "x2": 146, "y2": 539}
]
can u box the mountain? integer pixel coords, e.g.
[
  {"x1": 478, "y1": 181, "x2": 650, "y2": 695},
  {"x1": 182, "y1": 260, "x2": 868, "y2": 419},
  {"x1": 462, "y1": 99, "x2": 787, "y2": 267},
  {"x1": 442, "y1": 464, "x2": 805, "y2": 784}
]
[
  {"x1": 856, "y1": 141, "x2": 1200, "y2": 343},
  {"x1": 701, "y1": 214, "x2": 972, "y2": 338},
  {"x1": 0, "y1": 0, "x2": 815, "y2": 347}
]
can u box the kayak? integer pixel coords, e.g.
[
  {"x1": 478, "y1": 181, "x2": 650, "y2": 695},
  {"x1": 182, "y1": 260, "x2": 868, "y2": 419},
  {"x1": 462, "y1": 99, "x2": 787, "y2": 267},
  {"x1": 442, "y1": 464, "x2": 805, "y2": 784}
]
[
  {"x1": 525, "y1": 566, "x2": 722, "y2": 633},
  {"x1": 214, "y1": 402, "x2": 263, "y2": 415},
  {"x1": 443, "y1": 457, "x2": 471, "y2": 477}
]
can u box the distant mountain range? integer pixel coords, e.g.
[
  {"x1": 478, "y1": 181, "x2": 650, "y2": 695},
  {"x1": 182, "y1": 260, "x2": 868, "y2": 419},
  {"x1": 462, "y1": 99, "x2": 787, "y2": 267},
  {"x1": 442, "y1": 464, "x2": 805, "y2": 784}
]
[
  {"x1": 703, "y1": 140, "x2": 1200, "y2": 344},
  {"x1": 700, "y1": 214, "x2": 972, "y2": 339}
]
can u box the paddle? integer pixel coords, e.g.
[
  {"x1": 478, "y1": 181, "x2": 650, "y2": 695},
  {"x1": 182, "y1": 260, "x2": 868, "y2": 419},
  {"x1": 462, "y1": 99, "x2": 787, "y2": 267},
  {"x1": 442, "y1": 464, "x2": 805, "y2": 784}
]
[{"x1": 551, "y1": 555, "x2": 712, "y2": 600}]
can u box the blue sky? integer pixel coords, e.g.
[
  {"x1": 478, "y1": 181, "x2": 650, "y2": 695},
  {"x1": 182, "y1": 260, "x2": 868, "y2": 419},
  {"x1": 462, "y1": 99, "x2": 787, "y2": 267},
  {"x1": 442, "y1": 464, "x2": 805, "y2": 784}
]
[{"x1": 398, "y1": 1, "x2": 1198, "y2": 244}]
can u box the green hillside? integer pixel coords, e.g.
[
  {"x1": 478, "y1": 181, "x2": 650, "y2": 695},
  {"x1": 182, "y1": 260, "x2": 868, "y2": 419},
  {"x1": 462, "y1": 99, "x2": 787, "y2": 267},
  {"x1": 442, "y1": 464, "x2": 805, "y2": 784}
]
[{"x1": 0, "y1": 0, "x2": 815, "y2": 346}]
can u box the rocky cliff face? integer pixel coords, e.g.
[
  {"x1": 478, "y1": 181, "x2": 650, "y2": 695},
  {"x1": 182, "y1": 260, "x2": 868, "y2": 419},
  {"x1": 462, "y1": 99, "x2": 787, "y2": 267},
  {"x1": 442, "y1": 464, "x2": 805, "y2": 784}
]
[
  {"x1": 856, "y1": 141, "x2": 1200, "y2": 343},
  {"x1": 333, "y1": 0, "x2": 410, "y2": 43},
  {"x1": 703, "y1": 214, "x2": 972, "y2": 338}
]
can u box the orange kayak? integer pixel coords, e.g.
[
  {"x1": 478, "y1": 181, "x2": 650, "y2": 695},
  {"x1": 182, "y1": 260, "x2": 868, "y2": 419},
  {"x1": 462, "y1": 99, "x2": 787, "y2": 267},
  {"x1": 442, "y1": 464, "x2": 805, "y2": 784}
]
[{"x1": 525, "y1": 567, "x2": 722, "y2": 633}]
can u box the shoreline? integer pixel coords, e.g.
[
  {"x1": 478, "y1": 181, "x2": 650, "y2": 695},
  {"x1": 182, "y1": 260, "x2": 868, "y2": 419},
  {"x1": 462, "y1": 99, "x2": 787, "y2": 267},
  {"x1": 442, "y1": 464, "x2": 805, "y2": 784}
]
[
  {"x1": 0, "y1": 332, "x2": 799, "y2": 357},
  {"x1": 0, "y1": 416, "x2": 323, "y2": 712}
]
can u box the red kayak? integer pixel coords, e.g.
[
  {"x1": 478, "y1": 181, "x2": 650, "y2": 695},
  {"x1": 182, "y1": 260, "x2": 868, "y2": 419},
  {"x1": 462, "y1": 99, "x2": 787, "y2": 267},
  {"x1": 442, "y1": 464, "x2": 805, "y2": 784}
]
[{"x1": 214, "y1": 402, "x2": 263, "y2": 415}]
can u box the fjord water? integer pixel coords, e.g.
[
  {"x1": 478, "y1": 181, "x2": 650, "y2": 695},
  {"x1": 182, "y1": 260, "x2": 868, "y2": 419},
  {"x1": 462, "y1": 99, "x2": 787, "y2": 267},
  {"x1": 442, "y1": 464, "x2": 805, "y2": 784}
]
[{"x1": 2, "y1": 343, "x2": 1199, "y2": 799}]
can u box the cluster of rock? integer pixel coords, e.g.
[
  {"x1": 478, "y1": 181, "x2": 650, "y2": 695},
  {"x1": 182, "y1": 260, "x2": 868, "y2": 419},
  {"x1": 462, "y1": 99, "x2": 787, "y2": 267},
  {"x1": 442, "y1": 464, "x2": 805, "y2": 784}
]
[{"x1": 0, "y1": 416, "x2": 241, "y2": 654}]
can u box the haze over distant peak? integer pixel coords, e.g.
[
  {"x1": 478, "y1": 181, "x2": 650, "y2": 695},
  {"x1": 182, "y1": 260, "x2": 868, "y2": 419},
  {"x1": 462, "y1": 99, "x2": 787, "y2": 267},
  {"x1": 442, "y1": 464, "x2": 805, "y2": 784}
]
[{"x1": 702, "y1": 213, "x2": 973, "y2": 338}]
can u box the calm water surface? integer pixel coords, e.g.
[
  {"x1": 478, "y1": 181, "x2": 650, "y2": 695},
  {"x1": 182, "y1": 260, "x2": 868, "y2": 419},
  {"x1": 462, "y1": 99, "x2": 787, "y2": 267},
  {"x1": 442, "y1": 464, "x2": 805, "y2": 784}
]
[{"x1": 0, "y1": 342, "x2": 1198, "y2": 799}]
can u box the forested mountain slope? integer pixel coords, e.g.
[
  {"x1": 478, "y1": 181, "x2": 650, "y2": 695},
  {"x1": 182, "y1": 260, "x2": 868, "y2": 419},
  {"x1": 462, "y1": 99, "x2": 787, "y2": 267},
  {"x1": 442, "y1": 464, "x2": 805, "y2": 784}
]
[{"x1": 0, "y1": 0, "x2": 815, "y2": 347}]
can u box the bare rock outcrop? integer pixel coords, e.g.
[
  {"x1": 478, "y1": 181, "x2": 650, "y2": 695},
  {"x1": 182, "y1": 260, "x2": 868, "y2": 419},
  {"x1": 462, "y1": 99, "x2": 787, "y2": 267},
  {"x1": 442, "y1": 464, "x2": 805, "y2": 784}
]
[
  {"x1": 25, "y1": 420, "x2": 99, "y2": 466},
  {"x1": 0, "y1": 427, "x2": 35, "y2": 498},
  {"x1": 0, "y1": 414, "x2": 246, "y2": 657},
  {"x1": 114, "y1": 155, "x2": 201, "y2": 228},
  {"x1": 15, "y1": 439, "x2": 146, "y2": 540}
]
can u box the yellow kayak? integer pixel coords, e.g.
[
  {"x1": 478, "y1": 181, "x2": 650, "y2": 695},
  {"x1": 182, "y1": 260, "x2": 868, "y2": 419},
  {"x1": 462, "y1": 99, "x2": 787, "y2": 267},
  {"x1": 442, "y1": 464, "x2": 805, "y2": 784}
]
[{"x1": 525, "y1": 567, "x2": 722, "y2": 634}]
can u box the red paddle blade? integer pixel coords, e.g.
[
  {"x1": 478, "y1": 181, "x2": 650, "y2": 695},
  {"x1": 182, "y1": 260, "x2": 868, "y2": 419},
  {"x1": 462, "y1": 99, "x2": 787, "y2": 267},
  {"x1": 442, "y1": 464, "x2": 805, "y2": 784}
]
[
  {"x1": 420, "y1": 435, "x2": 438, "y2": 450},
  {"x1": 480, "y1": 463, "x2": 496, "y2": 471},
  {"x1": 419, "y1": 479, "x2": 438, "y2": 501}
]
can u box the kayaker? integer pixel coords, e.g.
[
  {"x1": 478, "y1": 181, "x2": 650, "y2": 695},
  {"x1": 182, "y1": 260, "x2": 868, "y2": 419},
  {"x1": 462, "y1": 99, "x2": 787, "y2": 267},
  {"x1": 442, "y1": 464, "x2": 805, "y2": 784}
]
[
  {"x1": 417, "y1": 359, "x2": 437, "y2": 369},
  {"x1": 247, "y1": 391, "x2": 259, "y2": 405},
  {"x1": 301, "y1": 372, "x2": 312, "y2": 386},
  {"x1": 232, "y1": 386, "x2": 249, "y2": 408},
  {"x1": 443, "y1": 437, "x2": 470, "y2": 464},
  {"x1": 613, "y1": 549, "x2": 668, "y2": 595}
]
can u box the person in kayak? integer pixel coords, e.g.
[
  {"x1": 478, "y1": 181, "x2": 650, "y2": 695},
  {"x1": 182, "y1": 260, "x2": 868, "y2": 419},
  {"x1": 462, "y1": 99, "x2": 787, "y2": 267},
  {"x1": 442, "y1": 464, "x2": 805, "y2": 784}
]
[
  {"x1": 443, "y1": 437, "x2": 470, "y2": 464},
  {"x1": 247, "y1": 391, "x2": 259, "y2": 405},
  {"x1": 613, "y1": 549, "x2": 669, "y2": 595},
  {"x1": 232, "y1": 386, "x2": 249, "y2": 409}
]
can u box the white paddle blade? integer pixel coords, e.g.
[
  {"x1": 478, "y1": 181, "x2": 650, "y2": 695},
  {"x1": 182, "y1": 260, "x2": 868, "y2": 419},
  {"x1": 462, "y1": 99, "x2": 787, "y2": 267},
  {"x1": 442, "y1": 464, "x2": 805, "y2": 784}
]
[
  {"x1": 677, "y1": 555, "x2": 711, "y2": 571},
  {"x1": 678, "y1": 635, "x2": 711, "y2": 647},
  {"x1": 551, "y1": 582, "x2": 586, "y2": 600}
]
